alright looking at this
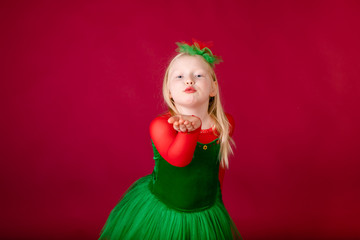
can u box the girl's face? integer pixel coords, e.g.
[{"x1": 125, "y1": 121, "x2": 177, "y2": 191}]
[{"x1": 167, "y1": 55, "x2": 217, "y2": 109}]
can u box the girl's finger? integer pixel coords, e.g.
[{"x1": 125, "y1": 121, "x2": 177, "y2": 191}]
[
  {"x1": 180, "y1": 124, "x2": 187, "y2": 132},
  {"x1": 168, "y1": 117, "x2": 175, "y2": 124},
  {"x1": 187, "y1": 126, "x2": 194, "y2": 132},
  {"x1": 168, "y1": 116, "x2": 180, "y2": 124}
]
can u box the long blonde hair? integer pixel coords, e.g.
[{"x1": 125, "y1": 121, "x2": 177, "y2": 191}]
[{"x1": 162, "y1": 53, "x2": 235, "y2": 168}]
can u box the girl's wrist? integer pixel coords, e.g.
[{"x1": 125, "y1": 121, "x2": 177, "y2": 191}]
[
  {"x1": 191, "y1": 115, "x2": 201, "y2": 120},
  {"x1": 191, "y1": 115, "x2": 202, "y2": 129}
]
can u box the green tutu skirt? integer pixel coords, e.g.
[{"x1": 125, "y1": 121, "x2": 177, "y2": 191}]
[{"x1": 99, "y1": 174, "x2": 242, "y2": 240}]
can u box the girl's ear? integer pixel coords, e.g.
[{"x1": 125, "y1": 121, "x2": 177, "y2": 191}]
[
  {"x1": 210, "y1": 81, "x2": 218, "y2": 97},
  {"x1": 169, "y1": 91, "x2": 172, "y2": 99}
]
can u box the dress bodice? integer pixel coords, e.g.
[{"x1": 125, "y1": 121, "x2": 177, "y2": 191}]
[{"x1": 148, "y1": 138, "x2": 221, "y2": 212}]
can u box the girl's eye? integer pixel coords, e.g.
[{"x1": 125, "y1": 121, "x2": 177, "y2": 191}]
[
  {"x1": 195, "y1": 74, "x2": 203, "y2": 78},
  {"x1": 176, "y1": 75, "x2": 183, "y2": 79}
]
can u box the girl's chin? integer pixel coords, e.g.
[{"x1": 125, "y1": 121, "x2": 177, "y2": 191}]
[{"x1": 174, "y1": 100, "x2": 208, "y2": 109}]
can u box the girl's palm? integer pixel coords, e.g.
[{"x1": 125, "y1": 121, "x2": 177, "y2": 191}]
[{"x1": 168, "y1": 115, "x2": 201, "y2": 133}]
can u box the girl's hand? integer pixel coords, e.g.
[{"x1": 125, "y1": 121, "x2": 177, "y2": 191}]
[{"x1": 168, "y1": 115, "x2": 201, "y2": 133}]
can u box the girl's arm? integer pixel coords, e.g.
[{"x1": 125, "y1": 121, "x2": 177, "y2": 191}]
[
  {"x1": 219, "y1": 113, "x2": 235, "y2": 190},
  {"x1": 149, "y1": 114, "x2": 201, "y2": 167}
]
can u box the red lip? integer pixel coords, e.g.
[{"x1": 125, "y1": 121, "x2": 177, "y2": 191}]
[{"x1": 184, "y1": 87, "x2": 196, "y2": 93}]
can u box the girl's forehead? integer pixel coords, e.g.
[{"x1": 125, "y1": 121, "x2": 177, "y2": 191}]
[{"x1": 169, "y1": 55, "x2": 211, "y2": 72}]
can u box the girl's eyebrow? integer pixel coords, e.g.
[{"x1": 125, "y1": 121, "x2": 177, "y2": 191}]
[
  {"x1": 171, "y1": 68, "x2": 206, "y2": 74},
  {"x1": 170, "y1": 70, "x2": 180, "y2": 74},
  {"x1": 169, "y1": 70, "x2": 182, "y2": 77}
]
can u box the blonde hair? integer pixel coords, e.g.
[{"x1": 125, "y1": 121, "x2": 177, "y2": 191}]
[{"x1": 162, "y1": 53, "x2": 235, "y2": 169}]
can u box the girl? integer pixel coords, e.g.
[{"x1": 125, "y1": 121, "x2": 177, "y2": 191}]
[{"x1": 99, "y1": 40, "x2": 243, "y2": 240}]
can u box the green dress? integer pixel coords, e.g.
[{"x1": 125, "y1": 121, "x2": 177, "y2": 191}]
[{"x1": 99, "y1": 139, "x2": 243, "y2": 239}]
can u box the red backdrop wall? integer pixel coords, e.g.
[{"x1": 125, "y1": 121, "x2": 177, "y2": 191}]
[{"x1": 1, "y1": 1, "x2": 359, "y2": 239}]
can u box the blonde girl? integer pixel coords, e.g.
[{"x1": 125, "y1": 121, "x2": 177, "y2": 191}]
[{"x1": 99, "y1": 40, "x2": 243, "y2": 240}]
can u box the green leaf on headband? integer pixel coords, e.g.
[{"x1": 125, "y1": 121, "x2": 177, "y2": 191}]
[{"x1": 175, "y1": 42, "x2": 223, "y2": 66}]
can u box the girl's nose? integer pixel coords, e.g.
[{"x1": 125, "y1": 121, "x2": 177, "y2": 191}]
[{"x1": 185, "y1": 78, "x2": 194, "y2": 86}]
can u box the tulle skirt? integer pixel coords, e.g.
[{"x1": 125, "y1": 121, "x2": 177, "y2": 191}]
[{"x1": 99, "y1": 174, "x2": 242, "y2": 240}]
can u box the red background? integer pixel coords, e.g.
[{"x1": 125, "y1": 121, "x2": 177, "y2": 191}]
[{"x1": 1, "y1": 1, "x2": 359, "y2": 239}]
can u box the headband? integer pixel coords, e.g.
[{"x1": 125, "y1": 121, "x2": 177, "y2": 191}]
[{"x1": 175, "y1": 39, "x2": 223, "y2": 67}]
